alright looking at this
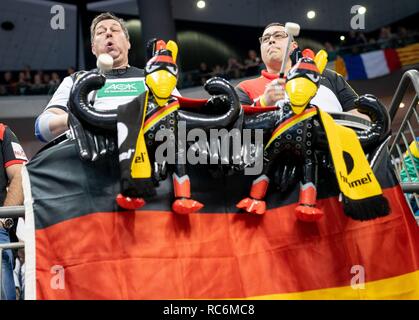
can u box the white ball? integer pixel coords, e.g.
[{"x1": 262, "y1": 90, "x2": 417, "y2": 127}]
[
  {"x1": 285, "y1": 22, "x2": 300, "y2": 37},
  {"x1": 97, "y1": 53, "x2": 113, "y2": 72}
]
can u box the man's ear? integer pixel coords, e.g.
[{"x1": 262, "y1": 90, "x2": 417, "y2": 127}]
[
  {"x1": 127, "y1": 40, "x2": 131, "y2": 50},
  {"x1": 91, "y1": 44, "x2": 97, "y2": 57},
  {"x1": 291, "y1": 41, "x2": 298, "y2": 50}
]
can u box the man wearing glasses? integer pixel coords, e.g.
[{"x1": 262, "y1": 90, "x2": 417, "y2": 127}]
[{"x1": 236, "y1": 22, "x2": 358, "y2": 113}]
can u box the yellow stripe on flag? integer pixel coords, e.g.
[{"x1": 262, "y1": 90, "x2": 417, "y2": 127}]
[
  {"x1": 265, "y1": 109, "x2": 317, "y2": 149},
  {"x1": 238, "y1": 270, "x2": 419, "y2": 300},
  {"x1": 335, "y1": 56, "x2": 348, "y2": 80},
  {"x1": 396, "y1": 43, "x2": 419, "y2": 66}
]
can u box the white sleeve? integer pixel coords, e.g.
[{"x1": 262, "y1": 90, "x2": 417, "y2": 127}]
[
  {"x1": 16, "y1": 217, "x2": 25, "y2": 242},
  {"x1": 45, "y1": 76, "x2": 74, "y2": 111},
  {"x1": 13, "y1": 258, "x2": 21, "y2": 289}
]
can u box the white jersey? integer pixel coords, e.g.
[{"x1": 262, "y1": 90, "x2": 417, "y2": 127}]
[
  {"x1": 45, "y1": 66, "x2": 180, "y2": 112},
  {"x1": 305, "y1": 84, "x2": 343, "y2": 113}
]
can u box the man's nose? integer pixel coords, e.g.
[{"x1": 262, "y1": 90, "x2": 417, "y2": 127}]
[{"x1": 268, "y1": 38, "x2": 276, "y2": 45}]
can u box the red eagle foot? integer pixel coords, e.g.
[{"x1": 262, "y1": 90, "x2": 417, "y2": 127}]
[
  {"x1": 116, "y1": 194, "x2": 146, "y2": 210},
  {"x1": 295, "y1": 205, "x2": 324, "y2": 222},
  {"x1": 236, "y1": 197, "x2": 266, "y2": 215},
  {"x1": 172, "y1": 198, "x2": 204, "y2": 214}
]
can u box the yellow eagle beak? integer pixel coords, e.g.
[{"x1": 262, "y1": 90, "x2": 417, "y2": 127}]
[
  {"x1": 285, "y1": 77, "x2": 317, "y2": 114},
  {"x1": 146, "y1": 70, "x2": 177, "y2": 106}
]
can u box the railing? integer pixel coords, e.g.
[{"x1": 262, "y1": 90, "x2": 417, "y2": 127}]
[
  {"x1": 388, "y1": 69, "x2": 419, "y2": 223},
  {"x1": 0, "y1": 205, "x2": 25, "y2": 300}
]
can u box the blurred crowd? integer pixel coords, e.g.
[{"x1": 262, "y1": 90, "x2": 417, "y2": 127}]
[
  {"x1": 1, "y1": 25, "x2": 418, "y2": 95},
  {"x1": 324, "y1": 26, "x2": 419, "y2": 60},
  {"x1": 179, "y1": 49, "x2": 263, "y2": 89},
  {"x1": 0, "y1": 66, "x2": 75, "y2": 96}
]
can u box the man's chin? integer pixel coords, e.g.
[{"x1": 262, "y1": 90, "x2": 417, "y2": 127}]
[
  {"x1": 107, "y1": 51, "x2": 119, "y2": 59},
  {"x1": 268, "y1": 52, "x2": 282, "y2": 60}
]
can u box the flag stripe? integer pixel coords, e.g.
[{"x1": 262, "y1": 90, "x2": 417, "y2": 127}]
[
  {"x1": 243, "y1": 271, "x2": 419, "y2": 300},
  {"x1": 34, "y1": 185, "x2": 419, "y2": 299},
  {"x1": 360, "y1": 50, "x2": 390, "y2": 79},
  {"x1": 332, "y1": 42, "x2": 419, "y2": 79},
  {"x1": 343, "y1": 55, "x2": 367, "y2": 80},
  {"x1": 384, "y1": 48, "x2": 401, "y2": 72}
]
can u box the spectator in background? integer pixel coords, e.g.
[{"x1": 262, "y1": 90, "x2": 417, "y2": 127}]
[
  {"x1": 29, "y1": 73, "x2": 46, "y2": 95},
  {"x1": 244, "y1": 49, "x2": 262, "y2": 76},
  {"x1": 16, "y1": 72, "x2": 29, "y2": 95},
  {"x1": 42, "y1": 73, "x2": 51, "y2": 86},
  {"x1": 356, "y1": 32, "x2": 368, "y2": 47},
  {"x1": 378, "y1": 26, "x2": 396, "y2": 49},
  {"x1": 225, "y1": 57, "x2": 244, "y2": 79},
  {"x1": 23, "y1": 65, "x2": 32, "y2": 83},
  {"x1": 198, "y1": 62, "x2": 211, "y2": 85},
  {"x1": 35, "y1": 71, "x2": 44, "y2": 83},
  {"x1": 324, "y1": 42, "x2": 337, "y2": 61},
  {"x1": 180, "y1": 72, "x2": 196, "y2": 88},
  {"x1": 365, "y1": 37, "x2": 378, "y2": 51},
  {"x1": 67, "y1": 66, "x2": 75, "y2": 76},
  {"x1": 211, "y1": 64, "x2": 225, "y2": 78},
  {"x1": 49, "y1": 72, "x2": 61, "y2": 92},
  {"x1": 345, "y1": 30, "x2": 358, "y2": 47},
  {"x1": 0, "y1": 72, "x2": 15, "y2": 95},
  {"x1": 396, "y1": 26, "x2": 414, "y2": 47},
  {"x1": 345, "y1": 30, "x2": 367, "y2": 54}
]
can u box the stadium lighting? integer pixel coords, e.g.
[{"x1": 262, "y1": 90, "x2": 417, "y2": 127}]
[
  {"x1": 399, "y1": 102, "x2": 405, "y2": 108},
  {"x1": 340, "y1": 35, "x2": 345, "y2": 41},
  {"x1": 307, "y1": 11, "x2": 316, "y2": 19},
  {"x1": 358, "y1": 6, "x2": 366, "y2": 14},
  {"x1": 197, "y1": 0, "x2": 206, "y2": 9}
]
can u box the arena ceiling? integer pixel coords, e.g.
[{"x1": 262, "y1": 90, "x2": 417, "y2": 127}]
[
  {"x1": 0, "y1": 0, "x2": 418, "y2": 71},
  {"x1": 37, "y1": 0, "x2": 419, "y2": 32}
]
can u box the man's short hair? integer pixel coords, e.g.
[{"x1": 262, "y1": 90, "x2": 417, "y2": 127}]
[
  {"x1": 90, "y1": 12, "x2": 130, "y2": 43},
  {"x1": 263, "y1": 22, "x2": 285, "y2": 33}
]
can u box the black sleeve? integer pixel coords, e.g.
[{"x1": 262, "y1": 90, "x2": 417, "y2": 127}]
[
  {"x1": 235, "y1": 85, "x2": 253, "y2": 106},
  {"x1": 2, "y1": 127, "x2": 27, "y2": 167},
  {"x1": 323, "y1": 69, "x2": 359, "y2": 111}
]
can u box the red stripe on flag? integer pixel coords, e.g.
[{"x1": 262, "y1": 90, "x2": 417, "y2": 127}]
[
  {"x1": 384, "y1": 48, "x2": 401, "y2": 72},
  {"x1": 34, "y1": 185, "x2": 419, "y2": 299}
]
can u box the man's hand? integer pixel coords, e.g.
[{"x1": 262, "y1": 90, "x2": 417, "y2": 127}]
[
  {"x1": 67, "y1": 112, "x2": 116, "y2": 161},
  {"x1": 262, "y1": 78, "x2": 286, "y2": 106}
]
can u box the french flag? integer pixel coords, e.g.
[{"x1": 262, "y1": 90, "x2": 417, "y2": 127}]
[{"x1": 344, "y1": 49, "x2": 401, "y2": 80}]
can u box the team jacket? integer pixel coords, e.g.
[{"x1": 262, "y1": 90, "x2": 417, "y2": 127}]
[{"x1": 236, "y1": 69, "x2": 359, "y2": 112}]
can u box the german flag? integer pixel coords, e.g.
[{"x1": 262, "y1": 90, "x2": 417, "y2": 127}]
[{"x1": 23, "y1": 140, "x2": 419, "y2": 299}]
